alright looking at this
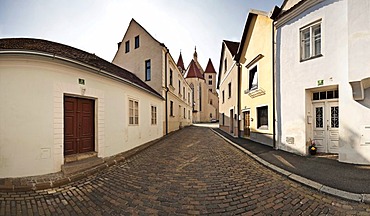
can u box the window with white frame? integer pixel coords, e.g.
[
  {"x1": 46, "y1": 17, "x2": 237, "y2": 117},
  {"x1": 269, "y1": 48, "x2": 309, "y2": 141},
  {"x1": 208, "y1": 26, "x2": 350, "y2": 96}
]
[
  {"x1": 129, "y1": 99, "x2": 139, "y2": 125},
  {"x1": 300, "y1": 21, "x2": 321, "y2": 60},
  {"x1": 151, "y1": 105, "x2": 157, "y2": 125},
  {"x1": 257, "y1": 106, "x2": 268, "y2": 130},
  {"x1": 249, "y1": 66, "x2": 258, "y2": 90}
]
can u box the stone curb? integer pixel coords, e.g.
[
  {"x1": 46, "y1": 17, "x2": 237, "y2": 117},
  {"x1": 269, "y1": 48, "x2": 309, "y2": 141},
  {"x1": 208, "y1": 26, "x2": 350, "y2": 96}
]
[
  {"x1": 211, "y1": 128, "x2": 370, "y2": 203},
  {"x1": 0, "y1": 129, "x2": 184, "y2": 192}
]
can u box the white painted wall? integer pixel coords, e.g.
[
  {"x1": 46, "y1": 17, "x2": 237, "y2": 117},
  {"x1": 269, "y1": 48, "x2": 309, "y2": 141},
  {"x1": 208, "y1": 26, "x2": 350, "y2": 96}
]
[
  {"x1": 276, "y1": 0, "x2": 347, "y2": 155},
  {"x1": 0, "y1": 55, "x2": 163, "y2": 177},
  {"x1": 277, "y1": 0, "x2": 370, "y2": 164}
]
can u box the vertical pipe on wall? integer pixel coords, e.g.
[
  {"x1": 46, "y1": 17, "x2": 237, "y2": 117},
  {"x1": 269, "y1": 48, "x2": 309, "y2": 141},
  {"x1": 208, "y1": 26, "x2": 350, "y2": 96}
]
[
  {"x1": 165, "y1": 49, "x2": 169, "y2": 135},
  {"x1": 272, "y1": 20, "x2": 277, "y2": 149},
  {"x1": 237, "y1": 62, "x2": 241, "y2": 137}
]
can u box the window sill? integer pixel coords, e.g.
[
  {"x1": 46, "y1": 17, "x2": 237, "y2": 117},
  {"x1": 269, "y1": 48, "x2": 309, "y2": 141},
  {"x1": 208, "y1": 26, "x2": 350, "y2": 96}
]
[
  {"x1": 300, "y1": 54, "x2": 323, "y2": 62},
  {"x1": 257, "y1": 126, "x2": 269, "y2": 130},
  {"x1": 129, "y1": 124, "x2": 139, "y2": 126}
]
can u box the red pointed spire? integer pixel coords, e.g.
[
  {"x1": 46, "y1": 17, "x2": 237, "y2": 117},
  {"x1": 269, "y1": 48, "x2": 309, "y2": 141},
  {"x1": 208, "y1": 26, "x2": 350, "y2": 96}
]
[
  {"x1": 177, "y1": 51, "x2": 185, "y2": 71},
  {"x1": 204, "y1": 58, "x2": 216, "y2": 74},
  {"x1": 185, "y1": 59, "x2": 204, "y2": 79}
]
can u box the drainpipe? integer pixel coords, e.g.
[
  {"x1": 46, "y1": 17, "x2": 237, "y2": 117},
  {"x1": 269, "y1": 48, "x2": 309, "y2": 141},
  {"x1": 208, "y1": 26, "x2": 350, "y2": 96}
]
[
  {"x1": 237, "y1": 62, "x2": 241, "y2": 137},
  {"x1": 272, "y1": 20, "x2": 277, "y2": 149},
  {"x1": 165, "y1": 49, "x2": 169, "y2": 135}
]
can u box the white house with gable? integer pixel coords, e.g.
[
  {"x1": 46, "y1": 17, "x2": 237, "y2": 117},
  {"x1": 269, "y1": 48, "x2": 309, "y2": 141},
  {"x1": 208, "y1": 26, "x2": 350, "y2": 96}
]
[{"x1": 274, "y1": 0, "x2": 370, "y2": 164}]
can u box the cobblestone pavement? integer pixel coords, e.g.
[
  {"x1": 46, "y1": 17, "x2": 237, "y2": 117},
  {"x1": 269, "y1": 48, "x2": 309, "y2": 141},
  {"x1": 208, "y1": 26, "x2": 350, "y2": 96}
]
[{"x1": 1, "y1": 126, "x2": 370, "y2": 215}]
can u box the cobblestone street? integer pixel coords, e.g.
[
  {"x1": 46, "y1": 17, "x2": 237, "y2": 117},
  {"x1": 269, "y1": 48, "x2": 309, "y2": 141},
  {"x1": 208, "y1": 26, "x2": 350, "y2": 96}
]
[{"x1": 1, "y1": 126, "x2": 370, "y2": 215}]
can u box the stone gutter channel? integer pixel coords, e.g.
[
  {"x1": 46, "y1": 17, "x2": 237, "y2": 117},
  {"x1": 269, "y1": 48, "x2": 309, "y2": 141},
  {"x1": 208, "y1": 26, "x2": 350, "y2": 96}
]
[{"x1": 211, "y1": 128, "x2": 370, "y2": 204}]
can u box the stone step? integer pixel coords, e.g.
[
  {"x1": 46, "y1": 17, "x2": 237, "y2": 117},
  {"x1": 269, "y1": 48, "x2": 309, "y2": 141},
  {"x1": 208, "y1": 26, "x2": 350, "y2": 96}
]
[{"x1": 62, "y1": 156, "x2": 104, "y2": 175}]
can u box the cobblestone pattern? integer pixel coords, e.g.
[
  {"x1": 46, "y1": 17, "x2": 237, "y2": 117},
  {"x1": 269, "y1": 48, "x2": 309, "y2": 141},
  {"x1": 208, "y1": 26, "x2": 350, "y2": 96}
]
[{"x1": 1, "y1": 126, "x2": 370, "y2": 215}]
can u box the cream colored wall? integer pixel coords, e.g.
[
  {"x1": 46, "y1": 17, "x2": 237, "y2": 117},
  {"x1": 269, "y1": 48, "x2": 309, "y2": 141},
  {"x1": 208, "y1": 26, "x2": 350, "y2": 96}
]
[
  {"x1": 112, "y1": 22, "x2": 164, "y2": 95},
  {"x1": 0, "y1": 55, "x2": 163, "y2": 178},
  {"x1": 239, "y1": 15, "x2": 274, "y2": 145},
  {"x1": 113, "y1": 21, "x2": 192, "y2": 134},
  {"x1": 167, "y1": 57, "x2": 192, "y2": 132},
  {"x1": 218, "y1": 45, "x2": 239, "y2": 135}
]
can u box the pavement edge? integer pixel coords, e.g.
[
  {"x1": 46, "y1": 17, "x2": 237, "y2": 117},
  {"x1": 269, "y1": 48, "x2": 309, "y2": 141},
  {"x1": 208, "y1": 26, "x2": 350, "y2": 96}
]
[{"x1": 211, "y1": 128, "x2": 370, "y2": 203}]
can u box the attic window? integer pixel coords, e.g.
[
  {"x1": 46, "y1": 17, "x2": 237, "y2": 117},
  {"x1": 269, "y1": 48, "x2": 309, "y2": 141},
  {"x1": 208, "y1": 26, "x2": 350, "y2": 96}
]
[
  {"x1": 135, "y1": 36, "x2": 140, "y2": 49},
  {"x1": 125, "y1": 41, "x2": 130, "y2": 53}
]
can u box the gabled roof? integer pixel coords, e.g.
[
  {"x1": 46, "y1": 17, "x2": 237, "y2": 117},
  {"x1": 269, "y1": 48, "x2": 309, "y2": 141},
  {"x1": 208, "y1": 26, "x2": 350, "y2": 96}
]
[
  {"x1": 113, "y1": 18, "x2": 166, "y2": 61},
  {"x1": 204, "y1": 58, "x2": 216, "y2": 74},
  {"x1": 0, "y1": 38, "x2": 163, "y2": 99},
  {"x1": 224, "y1": 40, "x2": 240, "y2": 57},
  {"x1": 177, "y1": 52, "x2": 185, "y2": 71},
  {"x1": 273, "y1": 0, "x2": 320, "y2": 22},
  {"x1": 217, "y1": 40, "x2": 240, "y2": 89},
  {"x1": 185, "y1": 59, "x2": 204, "y2": 79},
  {"x1": 234, "y1": 9, "x2": 269, "y2": 62}
]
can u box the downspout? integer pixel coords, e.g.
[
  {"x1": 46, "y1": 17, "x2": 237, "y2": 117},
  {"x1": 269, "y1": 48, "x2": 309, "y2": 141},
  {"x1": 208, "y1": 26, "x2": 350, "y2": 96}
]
[
  {"x1": 272, "y1": 20, "x2": 277, "y2": 149},
  {"x1": 165, "y1": 49, "x2": 169, "y2": 135},
  {"x1": 237, "y1": 62, "x2": 241, "y2": 137}
]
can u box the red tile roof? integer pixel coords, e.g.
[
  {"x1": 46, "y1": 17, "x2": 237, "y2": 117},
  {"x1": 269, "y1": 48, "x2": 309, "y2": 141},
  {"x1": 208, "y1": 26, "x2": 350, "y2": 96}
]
[
  {"x1": 185, "y1": 59, "x2": 204, "y2": 79},
  {"x1": 0, "y1": 38, "x2": 162, "y2": 99},
  {"x1": 204, "y1": 58, "x2": 216, "y2": 74},
  {"x1": 177, "y1": 52, "x2": 185, "y2": 71}
]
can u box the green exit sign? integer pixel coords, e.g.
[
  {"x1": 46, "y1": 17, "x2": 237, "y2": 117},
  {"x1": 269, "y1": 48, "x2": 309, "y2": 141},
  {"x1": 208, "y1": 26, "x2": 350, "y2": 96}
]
[
  {"x1": 79, "y1": 78, "x2": 85, "y2": 85},
  {"x1": 317, "y1": 80, "x2": 324, "y2": 86}
]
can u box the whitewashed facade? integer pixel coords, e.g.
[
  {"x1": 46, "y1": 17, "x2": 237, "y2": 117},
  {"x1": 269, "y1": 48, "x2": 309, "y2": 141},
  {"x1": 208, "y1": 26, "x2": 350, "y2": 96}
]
[
  {"x1": 275, "y1": 0, "x2": 370, "y2": 164},
  {"x1": 0, "y1": 38, "x2": 164, "y2": 177}
]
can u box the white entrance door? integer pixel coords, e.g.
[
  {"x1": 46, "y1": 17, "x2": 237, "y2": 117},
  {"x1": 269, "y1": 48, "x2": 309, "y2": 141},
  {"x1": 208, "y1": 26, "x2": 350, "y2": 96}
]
[{"x1": 313, "y1": 101, "x2": 339, "y2": 153}]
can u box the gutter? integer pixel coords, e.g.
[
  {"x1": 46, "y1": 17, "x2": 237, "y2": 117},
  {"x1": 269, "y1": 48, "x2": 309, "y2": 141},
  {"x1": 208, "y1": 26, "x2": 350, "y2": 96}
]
[
  {"x1": 272, "y1": 19, "x2": 277, "y2": 149},
  {"x1": 164, "y1": 49, "x2": 169, "y2": 135},
  {"x1": 237, "y1": 62, "x2": 241, "y2": 137},
  {"x1": 0, "y1": 50, "x2": 164, "y2": 100}
]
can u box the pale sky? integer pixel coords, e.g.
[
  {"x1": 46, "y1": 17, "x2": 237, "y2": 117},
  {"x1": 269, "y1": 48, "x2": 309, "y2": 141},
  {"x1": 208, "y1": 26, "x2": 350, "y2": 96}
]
[{"x1": 0, "y1": 0, "x2": 282, "y2": 71}]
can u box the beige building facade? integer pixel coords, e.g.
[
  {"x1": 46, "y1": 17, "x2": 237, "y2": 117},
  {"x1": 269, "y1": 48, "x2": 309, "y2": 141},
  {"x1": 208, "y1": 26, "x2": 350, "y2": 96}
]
[
  {"x1": 235, "y1": 10, "x2": 275, "y2": 146},
  {"x1": 0, "y1": 38, "x2": 164, "y2": 178},
  {"x1": 112, "y1": 19, "x2": 192, "y2": 134},
  {"x1": 218, "y1": 40, "x2": 240, "y2": 136}
]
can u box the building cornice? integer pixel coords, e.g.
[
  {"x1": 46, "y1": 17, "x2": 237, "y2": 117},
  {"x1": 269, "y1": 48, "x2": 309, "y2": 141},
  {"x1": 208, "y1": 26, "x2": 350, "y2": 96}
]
[{"x1": 275, "y1": 0, "x2": 324, "y2": 28}]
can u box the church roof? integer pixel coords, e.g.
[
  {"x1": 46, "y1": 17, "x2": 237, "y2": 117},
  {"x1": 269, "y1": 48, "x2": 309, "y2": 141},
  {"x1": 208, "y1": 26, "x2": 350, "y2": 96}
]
[
  {"x1": 0, "y1": 38, "x2": 163, "y2": 99},
  {"x1": 177, "y1": 52, "x2": 185, "y2": 71},
  {"x1": 204, "y1": 58, "x2": 216, "y2": 74},
  {"x1": 185, "y1": 59, "x2": 204, "y2": 79}
]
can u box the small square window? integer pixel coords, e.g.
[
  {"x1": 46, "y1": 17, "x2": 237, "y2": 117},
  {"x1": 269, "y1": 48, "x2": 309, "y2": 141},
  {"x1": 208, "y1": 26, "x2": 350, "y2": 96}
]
[
  {"x1": 334, "y1": 90, "x2": 339, "y2": 98},
  {"x1": 313, "y1": 92, "x2": 319, "y2": 100},
  {"x1": 319, "y1": 91, "x2": 326, "y2": 100},
  {"x1": 327, "y1": 91, "x2": 334, "y2": 99}
]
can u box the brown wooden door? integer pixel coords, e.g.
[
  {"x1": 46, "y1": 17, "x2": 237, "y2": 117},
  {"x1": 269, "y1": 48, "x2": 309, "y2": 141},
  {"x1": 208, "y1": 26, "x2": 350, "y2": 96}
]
[
  {"x1": 64, "y1": 96, "x2": 95, "y2": 155},
  {"x1": 244, "y1": 111, "x2": 250, "y2": 137}
]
